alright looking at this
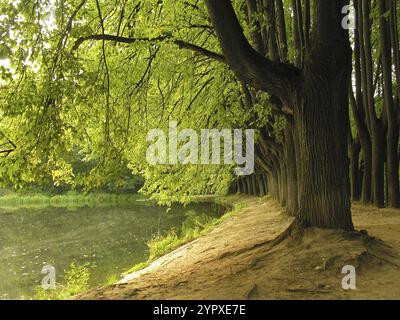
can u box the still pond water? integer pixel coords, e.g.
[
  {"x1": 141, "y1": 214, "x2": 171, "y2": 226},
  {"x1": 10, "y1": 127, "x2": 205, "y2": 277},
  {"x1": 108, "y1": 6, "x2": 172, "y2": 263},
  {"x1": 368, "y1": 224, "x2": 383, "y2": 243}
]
[{"x1": 0, "y1": 201, "x2": 222, "y2": 299}]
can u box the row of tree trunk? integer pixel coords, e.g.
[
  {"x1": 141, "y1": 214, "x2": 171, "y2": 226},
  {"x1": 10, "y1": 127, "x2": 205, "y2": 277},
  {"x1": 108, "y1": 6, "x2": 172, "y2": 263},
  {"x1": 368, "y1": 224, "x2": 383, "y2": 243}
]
[
  {"x1": 349, "y1": 0, "x2": 400, "y2": 208},
  {"x1": 236, "y1": 174, "x2": 269, "y2": 197},
  {"x1": 240, "y1": 0, "x2": 400, "y2": 213},
  {"x1": 233, "y1": 0, "x2": 352, "y2": 226},
  {"x1": 205, "y1": 0, "x2": 398, "y2": 232}
]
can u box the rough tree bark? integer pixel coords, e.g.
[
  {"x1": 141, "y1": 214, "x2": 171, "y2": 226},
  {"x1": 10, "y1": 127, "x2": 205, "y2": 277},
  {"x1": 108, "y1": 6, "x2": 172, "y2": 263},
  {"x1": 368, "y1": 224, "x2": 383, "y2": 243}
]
[
  {"x1": 379, "y1": 0, "x2": 400, "y2": 208},
  {"x1": 359, "y1": 0, "x2": 385, "y2": 208},
  {"x1": 204, "y1": 0, "x2": 354, "y2": 231},
  {"x1": 352, "y1": 2, "x2": 372, "y2": 203}
]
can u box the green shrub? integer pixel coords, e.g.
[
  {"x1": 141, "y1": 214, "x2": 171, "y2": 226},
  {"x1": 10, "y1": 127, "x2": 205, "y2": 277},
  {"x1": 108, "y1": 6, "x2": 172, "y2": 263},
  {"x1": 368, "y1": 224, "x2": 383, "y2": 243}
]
[{"x1": 33, "y1": 263, "x2": 90, "y2": 300}]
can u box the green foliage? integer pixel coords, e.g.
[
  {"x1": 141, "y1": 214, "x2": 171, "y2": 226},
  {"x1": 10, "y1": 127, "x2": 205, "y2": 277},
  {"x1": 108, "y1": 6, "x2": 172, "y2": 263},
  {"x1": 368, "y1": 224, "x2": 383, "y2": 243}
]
[
  {"x1": 104, "y1": 274, "x2": 119, "y2": 286},
  {"x1": 33, "y1": 262, "x2": 90, "y2": 300},
  {"x1": 147, "y1": 230, "x2": 181, "y2": 261},
  {"x1": 0, "y1": 0, "x2": 394, "y2": 200},
  {"x1": 0, "y1": 0, "x2": 267, "y2": 201}
]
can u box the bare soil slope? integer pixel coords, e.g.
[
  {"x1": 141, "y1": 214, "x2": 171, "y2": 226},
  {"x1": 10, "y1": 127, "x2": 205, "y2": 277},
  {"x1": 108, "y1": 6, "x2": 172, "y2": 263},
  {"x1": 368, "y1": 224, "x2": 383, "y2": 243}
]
[{"x1": 77, "y1": 196, "x2": 400, "y2": 300}]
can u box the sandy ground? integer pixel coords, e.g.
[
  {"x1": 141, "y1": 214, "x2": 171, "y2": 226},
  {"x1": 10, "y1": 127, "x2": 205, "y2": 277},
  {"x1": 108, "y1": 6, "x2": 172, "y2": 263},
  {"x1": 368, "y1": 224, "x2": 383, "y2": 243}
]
[{"x1": 77, "y1": 196, "x2": 400, "y2": 300}]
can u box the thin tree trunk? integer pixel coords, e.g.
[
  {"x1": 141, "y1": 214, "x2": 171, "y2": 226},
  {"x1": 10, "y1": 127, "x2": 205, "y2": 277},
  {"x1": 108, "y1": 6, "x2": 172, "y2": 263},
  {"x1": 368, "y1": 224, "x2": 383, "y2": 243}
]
[
  {"x1": 263, "y1": 0, "x2": 280, "y2": 61},
  {"x1": 246, "y1": 0, "x2": 265, "y2": 55},
  {"x1": 276, "y1": 0, "x2": 288, "y2": 62},
  {"x1": 380, "y1": 0, "x2": 400, "y2": 207},
  {"x1": 349, "y1": 135, "x2": 362, "y2": 201},
  {"x1": 352, "y1": 3, "x2": 372, "y2": 203},
  {"x1": 284, "y1": 122, "x2": 298, "y2": 215},
  {"x1": 360, "y1": 0, "x2": 385, "y2": 207}
]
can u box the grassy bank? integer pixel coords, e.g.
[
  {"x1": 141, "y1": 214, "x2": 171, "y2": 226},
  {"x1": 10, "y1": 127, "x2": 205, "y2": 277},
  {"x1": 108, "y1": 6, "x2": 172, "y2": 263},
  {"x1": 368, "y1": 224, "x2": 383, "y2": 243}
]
[
  {"x1": 34, "y1": 263, "x2": 91, "y2": 300},
  {"x1": 123, "y1": 198, "x2": 245, "y2": 275},
  {"x1": 0, "y1": 191, "x2": 147, "y2": 209}
]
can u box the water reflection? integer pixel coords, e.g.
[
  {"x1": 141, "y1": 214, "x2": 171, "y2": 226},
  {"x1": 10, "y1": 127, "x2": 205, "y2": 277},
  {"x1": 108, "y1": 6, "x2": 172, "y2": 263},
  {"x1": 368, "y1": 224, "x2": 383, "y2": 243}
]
[{"x1": 0, "y1": 201, "x2": 221, "y2": 299}]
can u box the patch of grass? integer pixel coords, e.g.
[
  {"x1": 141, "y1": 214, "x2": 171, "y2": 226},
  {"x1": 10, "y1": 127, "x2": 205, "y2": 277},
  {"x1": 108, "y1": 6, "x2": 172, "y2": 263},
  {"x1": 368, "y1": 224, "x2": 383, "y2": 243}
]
[
  {"x1": 123, "y1": 262, "x2": 150, "y2": 275},
  {"x1": 123, "y1": 201, "x2": 245, "y2": 276},
  {"x1": 104, "y1": 274, "x2": 119, "y2": 286},
  {"x1": 260, "y1": 195, "x2": 273, "y2": 201},
  {"x1": 148, "y1": 230, "x2": 181, "y2": 261},
  {"x1": 33, "y1": 263, "x2": 90, "y2": 300}
]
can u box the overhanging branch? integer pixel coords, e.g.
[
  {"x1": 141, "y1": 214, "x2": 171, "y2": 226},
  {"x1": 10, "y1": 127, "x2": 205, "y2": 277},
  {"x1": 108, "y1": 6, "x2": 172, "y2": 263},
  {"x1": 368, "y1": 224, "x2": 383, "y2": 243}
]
[
  {"x1": 204, "y1": 0, "x2": 300, "y2": 102},
  {"x1": 72, "y1": 34, "x2": 226, "y2": 64},
  {"x1": 0, "y1": 137, "x2": 16, "y2": 158},
  {"x1": 174, "y1": 40, "x2": 225, "y2": 63}
]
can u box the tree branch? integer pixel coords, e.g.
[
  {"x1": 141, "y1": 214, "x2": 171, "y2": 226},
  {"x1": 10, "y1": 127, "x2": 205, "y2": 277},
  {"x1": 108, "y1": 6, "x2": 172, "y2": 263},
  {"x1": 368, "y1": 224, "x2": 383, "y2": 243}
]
[
  {"x1": 0, "y1": 136, "x2": 16, "y2": 158},
  {"x1": 204, "y1": 0, "x2": 300, "y2": 103},
  {"x1": 174, "y1": 40, "x2": 225, "y2": 63},
  {"x1": 72, "y1": 34, "x2": 226, "y2": 64}
]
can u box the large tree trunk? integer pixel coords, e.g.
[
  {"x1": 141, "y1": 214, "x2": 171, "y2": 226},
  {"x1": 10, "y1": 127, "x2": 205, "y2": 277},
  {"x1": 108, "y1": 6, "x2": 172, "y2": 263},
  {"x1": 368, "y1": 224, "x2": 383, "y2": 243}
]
[
  {"x1": 292, "y1": 1, "x2": 353, "y2": 230},
  {"x1": 205, "y1": 0, "x2": 354, "y2": 231},
  {"x1": 295, "y1": 50, "x2": 353, "y2": 229}
]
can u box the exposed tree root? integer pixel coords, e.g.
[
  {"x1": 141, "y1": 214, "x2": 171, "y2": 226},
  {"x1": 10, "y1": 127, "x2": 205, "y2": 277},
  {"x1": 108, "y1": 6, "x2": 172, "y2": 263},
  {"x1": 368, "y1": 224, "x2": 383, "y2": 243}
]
[{"x1": 268, "y1": 218, "x2": 305, "y2": 247}]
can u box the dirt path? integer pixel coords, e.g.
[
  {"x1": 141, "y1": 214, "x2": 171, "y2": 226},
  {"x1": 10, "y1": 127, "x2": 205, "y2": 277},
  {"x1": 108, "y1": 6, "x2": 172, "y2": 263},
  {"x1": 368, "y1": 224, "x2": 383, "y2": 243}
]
[{"x1": 77, "y1": 196, "x2": 400, "y2": 300}]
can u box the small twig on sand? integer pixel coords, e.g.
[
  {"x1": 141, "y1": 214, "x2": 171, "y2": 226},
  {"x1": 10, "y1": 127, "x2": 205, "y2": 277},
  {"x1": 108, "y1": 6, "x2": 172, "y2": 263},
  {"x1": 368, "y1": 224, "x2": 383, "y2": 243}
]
[{"x1": 244, "y1": 284, "x2": 258, "y2": 299}]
